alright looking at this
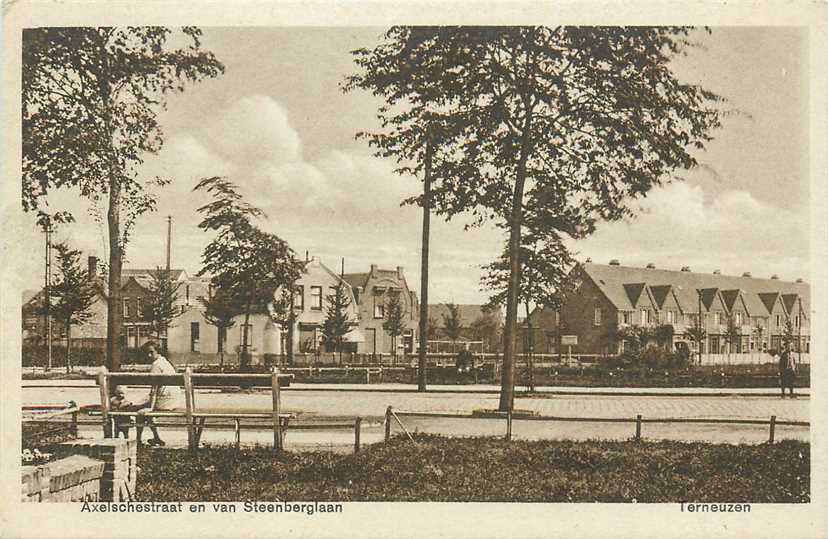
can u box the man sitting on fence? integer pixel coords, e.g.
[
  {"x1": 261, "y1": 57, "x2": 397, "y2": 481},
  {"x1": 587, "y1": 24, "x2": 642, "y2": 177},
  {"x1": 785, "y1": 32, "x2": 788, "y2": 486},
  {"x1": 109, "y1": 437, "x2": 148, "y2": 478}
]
[{"x1": 131, "y1": 342, "x2": 183, "y2": 446}]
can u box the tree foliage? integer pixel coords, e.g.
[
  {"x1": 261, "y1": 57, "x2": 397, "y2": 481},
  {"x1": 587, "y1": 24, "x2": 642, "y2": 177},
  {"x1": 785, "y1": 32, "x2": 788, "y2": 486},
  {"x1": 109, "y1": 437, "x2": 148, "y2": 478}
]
[
  {"x1": 49, "y1": 242, "x2": 98, "y2": 372},
  {"x1": 442, "y1": 303, "x2": 463, "y2": 343},
  {"x1": 142, "y1": 268, "x2": 183, "y2": 344},
  {"x1": 200, "y1": 287, "x2": 239, "y2": 369},
  {"x1": 323, "y1": 280, "x2": 355, "y2": 354},
  {"x1": 347, "y1": 26, "x2": 725, "y2": 410},
  {"x1": 23, "y1": 26, "x2": 224, "y2": 371},
  {"x1": 469, "y1": 309, "x2": 501, "y2": 352},
  {"x1": 194, "y1": 176, "x2": 303, "y2": 365},
  {"x1": 382, "y1": 293, "x2": 406, "y2": 356}
]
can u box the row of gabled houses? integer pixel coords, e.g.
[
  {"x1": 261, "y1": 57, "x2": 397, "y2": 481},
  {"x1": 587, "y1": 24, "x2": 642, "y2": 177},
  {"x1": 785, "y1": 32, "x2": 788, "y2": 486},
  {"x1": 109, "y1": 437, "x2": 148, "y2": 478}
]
[
  {"x1": 526, "y1": 260, "x2": 810, "y2": 356},
  {"x1": 22, "y1": 255, "x2": 420, "y2": 363}
]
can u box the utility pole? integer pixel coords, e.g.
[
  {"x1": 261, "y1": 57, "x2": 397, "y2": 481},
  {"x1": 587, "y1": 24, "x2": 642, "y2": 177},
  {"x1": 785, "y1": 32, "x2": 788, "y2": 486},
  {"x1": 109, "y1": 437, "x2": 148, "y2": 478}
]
[
  {"x1": 166, "y1": 215, "x2": 172, "y2": 271},
  {"x1": 43, "y1": 220, "x2": 53, "y2": 372},
  {"x1": 417, "y1": 122, "x2": 433, "y2": 392},
  {"x1": 696, "y1": 289, "x2": 703, "y2": 366}
]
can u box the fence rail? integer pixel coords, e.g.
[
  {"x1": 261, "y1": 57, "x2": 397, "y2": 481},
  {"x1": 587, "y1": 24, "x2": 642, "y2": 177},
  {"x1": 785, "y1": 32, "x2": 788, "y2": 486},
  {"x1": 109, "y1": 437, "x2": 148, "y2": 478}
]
[{"x1": 385, "y1": 407, "x2": 808, "y2": 444}]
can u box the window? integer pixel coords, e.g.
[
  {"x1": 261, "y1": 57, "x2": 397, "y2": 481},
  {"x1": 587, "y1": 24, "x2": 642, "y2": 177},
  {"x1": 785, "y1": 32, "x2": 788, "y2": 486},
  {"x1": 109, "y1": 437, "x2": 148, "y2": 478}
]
[
  {"x1": 190, "y1": 322, "x2": 200, "y2": 353},
  {"x1": 293, "y1": 285, "x2": 304, "y2": 310},
  {"x1": 713, "y1": 312, "x2": 721, "y2": 326},
  {"x1": 622, "y1": 311, "x2": 632, "y2": 325},
  {"x1": 734, "y1": 312, "x2": 743, "y2": 326},
  {"x1": 310, "y1": 286, "x2": 323, "y2": 310},
  {"x1": 593, "y1": 307, "x2": 602, "y2": 326},
  {"x1": 123, "y1": 297, "x2": 130, "y2": 318},
  {"x1": 640, "y1": 309, "x2": 648, "y2": 325},
  {"x1": 136, "y1": 297, "x2": 144, "y2": 317},
  {"x1": 775, "y1": 314, "x2": 782, "y2": 327},
  {"x1": 795, "y1": 315, "x2": 800, "y2": 328},
  {"x1": 666, "y1": 310, "x2": 675, "y2": 324},
  {"x1": 554, "y1": 311, "x2": 560, "y2": 325},
  {"x1": 373, "y1": 293, "x2": 385, "y2": 318}
]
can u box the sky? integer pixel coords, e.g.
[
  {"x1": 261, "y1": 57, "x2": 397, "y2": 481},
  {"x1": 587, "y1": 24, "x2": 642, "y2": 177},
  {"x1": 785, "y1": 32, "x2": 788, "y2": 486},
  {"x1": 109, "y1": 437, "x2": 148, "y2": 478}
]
[{"x1": 17, "y1": 26, "x2": 810, "y2": 304}]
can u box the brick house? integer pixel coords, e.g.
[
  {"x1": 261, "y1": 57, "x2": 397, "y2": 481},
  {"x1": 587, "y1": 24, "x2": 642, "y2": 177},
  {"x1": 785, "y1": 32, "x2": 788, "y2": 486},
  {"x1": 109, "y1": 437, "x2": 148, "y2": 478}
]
[
  {"x1": 528, "y1": 260, "x2": 810, "y2": 356},
  {"x1": 343, "y1": 265, "x2": 419, "y2": 356}
]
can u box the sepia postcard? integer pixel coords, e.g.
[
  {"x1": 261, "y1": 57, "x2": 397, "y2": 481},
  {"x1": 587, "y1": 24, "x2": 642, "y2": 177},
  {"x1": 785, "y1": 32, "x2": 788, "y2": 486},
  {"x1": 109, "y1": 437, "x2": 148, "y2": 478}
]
[{"x1": 1, "y1": 1, "x2": 826, "y2": 538}]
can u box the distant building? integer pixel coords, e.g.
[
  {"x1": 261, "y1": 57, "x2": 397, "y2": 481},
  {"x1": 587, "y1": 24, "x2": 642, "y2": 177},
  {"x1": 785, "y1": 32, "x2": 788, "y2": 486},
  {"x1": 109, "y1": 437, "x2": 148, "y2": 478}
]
[
  {"x1": 426, "y1": 304, "x2": 503, "y2": 352},
  {"x1": 528, "y1": 261, "x2": 810, "y2": 356},
  {"x1": 343, "y1": 264, "x2": 419, "y2": 356}
]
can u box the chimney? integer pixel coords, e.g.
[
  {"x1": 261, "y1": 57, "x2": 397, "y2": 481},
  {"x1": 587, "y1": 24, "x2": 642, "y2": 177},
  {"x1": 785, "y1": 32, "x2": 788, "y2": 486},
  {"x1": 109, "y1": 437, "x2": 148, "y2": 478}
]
[
  {"x1": 397, "y1": 266, "x2": 404, "y2": 279},
  {"x1": 305, "y1": 250, "x2": 309, "y2": 262},
  {"x1": 742, "y1": 272, "x2": 752, "y2": 278},
  {"x1": 771, "y1": 274, "x2": 779, "y2": 280},
  {"x1": 646, "y1": 263, "x2": 656, "y2": 269},
  {"x1": 370, "y1": 264, "x2": 378, "y2": 273},
  {"x1": 681, "y1": 266, "x2": 691, "y2": 272},
  {"x1": 796, "y1": 278, "x2": 804, "y2": 283},
  {"x1": 609, "y1": 259, "x2": 620, "y2": 266},
  {"x1": 713, "y1": 269, "x2": 721, "y2": 275},
  {"x1": 88, "y1": 256, "x2": 98, "y2": 278}
]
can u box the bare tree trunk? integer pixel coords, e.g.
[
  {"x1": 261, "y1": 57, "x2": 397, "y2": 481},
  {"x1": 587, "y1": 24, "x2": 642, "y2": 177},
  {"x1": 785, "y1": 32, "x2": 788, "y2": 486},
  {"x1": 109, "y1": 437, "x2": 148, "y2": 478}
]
[
  {"x1": 525, "y1": 300, "x2": 534, "y2": 392},
  {"x1": 65, "y1": 323, "x2": 72, "y2": 374},
  {"x1": 418, "y1": 123, "x2": 433, "y2": 392},
  {"x1": 499, "y1": 110, "x2": 534, "y2": 412},
  {"x1": 242, "y1": 299, "x2": 252, "y2": 368}
]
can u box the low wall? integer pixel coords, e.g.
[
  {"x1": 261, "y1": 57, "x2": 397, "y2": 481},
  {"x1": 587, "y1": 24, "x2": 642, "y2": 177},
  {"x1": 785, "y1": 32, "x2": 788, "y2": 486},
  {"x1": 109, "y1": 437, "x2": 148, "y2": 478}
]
[{"x1": 21, "y1": 438, "x2": 137, "y2": 503}]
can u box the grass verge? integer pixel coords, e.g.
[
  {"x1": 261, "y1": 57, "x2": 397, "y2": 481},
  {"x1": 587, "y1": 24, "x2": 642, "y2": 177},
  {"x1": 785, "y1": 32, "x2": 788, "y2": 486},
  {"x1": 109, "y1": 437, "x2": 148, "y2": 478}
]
[{"x1": 136, "y1": 435, "x2": 809, "y2": 502}]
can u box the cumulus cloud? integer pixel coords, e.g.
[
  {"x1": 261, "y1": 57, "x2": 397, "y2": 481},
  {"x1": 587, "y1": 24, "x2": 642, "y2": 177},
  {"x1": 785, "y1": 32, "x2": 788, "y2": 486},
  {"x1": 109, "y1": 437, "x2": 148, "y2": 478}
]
[{"x1": 577, "y1": 181, "x2": 810, "y2": 281}]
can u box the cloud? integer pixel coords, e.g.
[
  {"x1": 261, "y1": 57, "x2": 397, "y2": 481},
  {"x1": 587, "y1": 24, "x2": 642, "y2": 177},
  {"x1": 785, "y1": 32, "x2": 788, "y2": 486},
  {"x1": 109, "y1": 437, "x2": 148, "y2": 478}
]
[{"x1": 578, "y1": 181, "x2": 810, "y2": 281}]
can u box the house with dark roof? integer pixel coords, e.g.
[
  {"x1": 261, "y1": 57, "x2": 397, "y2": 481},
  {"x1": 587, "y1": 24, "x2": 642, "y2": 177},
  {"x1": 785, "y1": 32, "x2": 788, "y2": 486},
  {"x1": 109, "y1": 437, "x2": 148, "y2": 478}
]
[
  {"x1": 342, "y1": 264, "x2": 419, "y2": 356},
  {"x1": 528, "y1": 260, "x2": 810, "y2": 356}
]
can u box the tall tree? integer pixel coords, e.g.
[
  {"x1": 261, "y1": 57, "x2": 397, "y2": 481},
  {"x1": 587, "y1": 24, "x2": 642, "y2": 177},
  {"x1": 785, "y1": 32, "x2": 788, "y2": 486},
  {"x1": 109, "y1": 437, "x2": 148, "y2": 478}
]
[
  {"x1": 49, "y1": 242, "x2": 97, "y2": 373},
  {"x1": 469, "y1": 309, "x2": 501, "y2": 353},
  {"x1": 348, "y1": 27, "x2": 724, "y2": 410},
  {"x1": 195, "y1": 176, "x2": 303, "y2": 367},
  {"x1": 142, "y1": 267, "x2": 183, "y2": 349},
  {"x1": 343, "y1": 27, "x2": 477, "y2": 391},
  {"x1": 322, "y1": 280, "x2": 355, "y2": 363},
  {"x1": 23, "y1": 27, "x2": 224, "y2": 372},
  {"x1": 199, "y1": 287, "x2": 238, "y2": 371},
  {"x1": 442, "y1": 303, "x2": 463, "y2": 350},
  {"x1": 483, "y1": 231, "x2": 574, "y2": 389},
  {"x1": 383, "y1": 293, "x2": 406, "y2": 358},
  {"x1": 723, "y1": 314, "x2": 742, "y2": 362}
]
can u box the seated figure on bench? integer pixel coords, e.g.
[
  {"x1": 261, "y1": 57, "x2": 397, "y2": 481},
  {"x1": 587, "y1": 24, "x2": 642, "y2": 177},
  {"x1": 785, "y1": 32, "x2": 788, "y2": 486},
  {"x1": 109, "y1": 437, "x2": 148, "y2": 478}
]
[{"x1": 132, "y1": 342, "x2": 184, "y2": 447}]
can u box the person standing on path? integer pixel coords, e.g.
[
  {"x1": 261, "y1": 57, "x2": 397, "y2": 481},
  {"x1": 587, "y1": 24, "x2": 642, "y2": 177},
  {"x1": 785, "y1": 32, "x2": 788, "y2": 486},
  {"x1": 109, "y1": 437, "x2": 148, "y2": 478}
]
[
  {"x1": 134, "y1": 341, "x2": 184, "y2": 445},
  {"x1": 778, "y1": 342, "x2": 797, "y2": 399}
]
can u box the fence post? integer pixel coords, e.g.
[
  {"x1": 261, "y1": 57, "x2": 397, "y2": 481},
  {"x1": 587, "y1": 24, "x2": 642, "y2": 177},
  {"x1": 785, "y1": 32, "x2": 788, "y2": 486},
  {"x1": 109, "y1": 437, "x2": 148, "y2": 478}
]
[
  {"x1": 183, "y1": 367, "x2": 196, "y2": 451},
  {"x1": 354, "y1": 417, "x2": 362, "y2": 453},
  {"x1": 635, "y1": 415, "x2": 642, "y2": 441},
  {"x1": 769, "y1": 415, "x2": 776, "y2": 443},
  {"x1": 385, "y1": 406, "x2": 392, "y2": 442},
  {"x1": 234, "y1": 418, "x2": 241, "y2": 449},
  {"x1": 71, "y1": 410, "x2": 78, "y2": 438},
  {"x1": 505, "y1": 410, "x2": 513, "y2": 441},
  {"x1": 98, "y1": 368, "x2": 111, "y2": 438},
  {"x1": 272, "y1": 367, "x2": 283, "y2": 453}
]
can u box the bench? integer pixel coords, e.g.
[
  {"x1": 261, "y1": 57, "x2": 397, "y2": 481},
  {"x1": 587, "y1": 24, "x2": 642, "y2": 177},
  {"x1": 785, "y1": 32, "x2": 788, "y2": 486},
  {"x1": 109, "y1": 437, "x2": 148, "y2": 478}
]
[{"x1": 97, "y1": 367, "x2": 293, "y2": 452}]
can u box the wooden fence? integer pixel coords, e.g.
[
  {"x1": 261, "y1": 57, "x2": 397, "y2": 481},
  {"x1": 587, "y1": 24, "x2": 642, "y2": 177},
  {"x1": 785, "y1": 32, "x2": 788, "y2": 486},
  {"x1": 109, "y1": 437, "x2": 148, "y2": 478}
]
[{"x1": 384, "y1": 407, "x2": 809, "y2": 444}]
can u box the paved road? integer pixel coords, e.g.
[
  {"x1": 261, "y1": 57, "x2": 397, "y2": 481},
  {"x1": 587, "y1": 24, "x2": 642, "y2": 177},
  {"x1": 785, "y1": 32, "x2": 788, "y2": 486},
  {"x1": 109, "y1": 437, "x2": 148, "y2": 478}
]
[{"x1": 24, "y1": 382, "x2": 809, "y2": 448}]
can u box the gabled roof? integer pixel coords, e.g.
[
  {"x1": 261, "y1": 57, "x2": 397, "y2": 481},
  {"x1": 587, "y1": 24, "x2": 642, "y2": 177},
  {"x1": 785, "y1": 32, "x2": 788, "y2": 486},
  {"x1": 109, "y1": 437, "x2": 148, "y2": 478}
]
[
  {"x1": 781, "y1": 293, "x2": 801, "y2": 316},
  {"x1": 623, "y1": 283, "x2": 648, "y2": 308},
  {"x1": 341, "y1": 273, "x2": 369, "y2": 290},
  {"x1": 648, "y1": 285, "x2": 673, "y2": 309},
  {"x1": 719, "y1": 289, "x2": 742, "y2": 311},
  {"x1": 758, "y1": 292, "x2": 781, "y2": 314},
  {"x1": 580, "y1": 263, "x2": 809, "y2": 316},
  {"x1": 698, "y1": 288, "x2": 720, "y2": 311},
  {"x1": 122, "y1": 268, "x2": 187, "y2": 281}
]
